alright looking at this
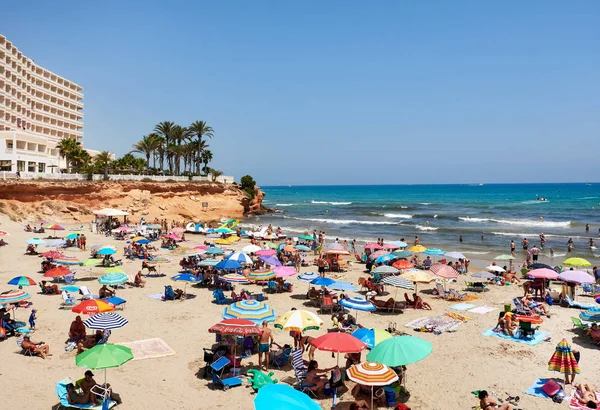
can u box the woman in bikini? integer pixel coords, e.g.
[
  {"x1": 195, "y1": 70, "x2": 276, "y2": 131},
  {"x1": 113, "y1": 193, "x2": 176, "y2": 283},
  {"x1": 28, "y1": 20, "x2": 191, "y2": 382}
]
[{"x1": 479, "y1": 390, "x2": 513, "y2": 409}]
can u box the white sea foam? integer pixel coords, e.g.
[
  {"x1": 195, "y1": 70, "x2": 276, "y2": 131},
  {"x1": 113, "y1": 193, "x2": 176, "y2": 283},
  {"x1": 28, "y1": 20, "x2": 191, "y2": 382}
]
[
  {"x1": 311, "y1": 200, "x2": 352, "y2": 205},
  {"x1": 420, "y1": 203, "x2": 432, "y2": 205},
  {"x1": 275, "y1": 203, "x2": 296, "y2": 207},
  {"x1": 521, "y1": 200, "x2": 550, "y2": 204},
  {"x1": 382, "y1": 213, "x2": 413, "y2": 219},
  {"x1": 463, "y1": 251, "x2": 490, "y2": 255},
  {"x1": 459, "y1": 217, "x2": 571, "y2": 228},
  {"x1": 415, "y1": 225, "x2": 438, "y2": 231},
  {"x1": 285, "y1": 216, "x2": 397, "y2": 226}
]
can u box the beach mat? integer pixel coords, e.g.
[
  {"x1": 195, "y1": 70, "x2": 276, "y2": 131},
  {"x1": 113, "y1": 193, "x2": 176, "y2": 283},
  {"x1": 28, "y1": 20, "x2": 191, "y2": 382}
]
[
  {"x1": 570, "y1": 389, "x2": 600, "y2": 409},
  {"x1": 147, "y1": 293, "x2": 164, "y2": 300},
  {"x1": 468, "y1": 306, "x2": 496, "y2": 315},
  {"x1": 524, "y1": 378, "x2": 551, "y2": 398},
  {"x1": 449, "y1": 303, "x2": 476, "y2": 311},
  {"x1": 405, "y1": 316, "x2": 461, "y2": 333},
  {"x1": 482, "y1": 328, "x2": 549, "y2": 346},
  {"x1": 119, "y1": 338, "x2": 175, "y2": 360}
]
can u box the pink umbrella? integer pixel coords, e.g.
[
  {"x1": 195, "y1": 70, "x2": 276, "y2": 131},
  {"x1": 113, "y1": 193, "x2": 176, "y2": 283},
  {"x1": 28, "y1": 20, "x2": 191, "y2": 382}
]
[
  {"x1": 164, "y1": 234, "x2": 181, "y2": 240},
  {"x1": 429, "y1": 264, "x2": 459, "y2": 279},
  {"x1": 528, "y1": 268, "x2": 559, "y2": 280},
  {"x1": 326, "y1": 243, "x2": 345, "y2": 251},
  {"x1": 171, "y1": 227, "x2": 186, "y2": 233},
  {"x1": 369, "y1": 250, "x2": 388, "y2": 260},
  {"x1": 559, "y1": 270, "x2": 594, "y2": 284},
  {"x1": 326, "y1": 249, "x2": 351, "y2": 255},
  {"x1": 194, "y1": 245, "x2": 208, "y2": 250},
  {"x1": 381, "y1": 243, "x2": 399, "y2": 250},
  {"x1": 113, "y1": 226, "x2": 131, "y2": 232},
  {"x1": 274, "y1": 266, "x2": 297, "y2": 278},
  {"x1": 364, "y1": 243, "x2": 382, "y2": 250},
  {"x1": 256, "y1": 249, "x2": 276, "y2": 256}
]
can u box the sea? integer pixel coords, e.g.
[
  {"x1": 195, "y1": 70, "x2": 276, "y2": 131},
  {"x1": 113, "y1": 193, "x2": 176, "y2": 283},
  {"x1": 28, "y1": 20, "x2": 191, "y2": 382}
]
[{"x1": 244, "y1": 183, "x2": 600, "y2": 266}]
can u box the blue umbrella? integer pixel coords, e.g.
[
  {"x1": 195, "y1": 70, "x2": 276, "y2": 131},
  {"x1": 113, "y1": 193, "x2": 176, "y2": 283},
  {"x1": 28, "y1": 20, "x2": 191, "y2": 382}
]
[
  {"x1": 375, "y1": 254, "x2": 395, "y2": 264},
  {"x1": 215, "y1": 259, "x2": 243, "y2": 270},
  {"x1": 294, "y1": 245, "x2": 310, "y2": 252},
  {"x1": 26, "y1": 238, "x2": 45, "y2": 245},
  {"x1": 254, "y1": 384, "x2": 320, "y2": 410},
  {"x1": 259, "y1": 255, "x2": 282, "y2": 267},
  {"x1": 390, "y1": 241, "x2": 408, "y2": 248},
  {"x1": 340, "y1": 297, "x2": 376, "y2": 312},
  {"x1": 206, "y1": 247, "x2": 224, "y2": 255},
  {"x1": 98, "y1": 272, "x2": 128, "y2": 285},
  {"x1": 171, "y1": 273, "x2": 201, "y2": 283},
  {"x1": 61, "y1": 285, "x2": 80, "y2": 293},
  {"x1": 424, "y1": 248, "x2": 444, "y2": 256},
  {"x1": 298, "y1": 272, "x2": 319, "y2": 282},
  {"x1": 135, "y1": 239, "x2": 151, "y2": 245},
  {"x1": 199, "y1": 258, "x2": 219, "y2": 267},
  {"x1": 310, "y1": 277, "x2": 335, "y2": 287},
  {"x1": 328, "y1": 281, "x2": 358, "y2": 292},
  {"x1": 83, "y1": 312, "x2": 129, "y2": 330},
  {"x1": 97, "y1": 248, "x2": 116, "y2": 255}
]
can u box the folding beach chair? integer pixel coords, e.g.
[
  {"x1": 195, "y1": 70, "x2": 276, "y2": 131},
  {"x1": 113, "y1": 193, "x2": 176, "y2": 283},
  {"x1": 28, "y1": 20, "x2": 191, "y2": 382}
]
[
  {"x1": 270, "y1": 347, "x2": 292, "y2": 369},
  {"x1": 210, "y1": 356, "x2": 242, "y2": 391},
  {"x1": 435, "y1": 283, "x2": 450, "y2": 299},
  {"x1": 291, "y1": 348, "x2": 316, "y2": 397},
  {"x1": 563, "y1": 295, "x2": 595, "y2": 310},
  {"x1": 61, "y1": 291, "x2": 77, "y2": 308},
  {"x1": 517, "y1": 320, "x2": 536, "y2": 339},
  {"x1": 17, "y1": 338, "x2": 34, "y2": 356},
  {"x1": 55, "y1": 377, "x2": 116, "y2": 409},
  {"x1": 449, "y1": 289, "x2": 466, "y2": 301},
  {"x1": 512, "y1": 297, "x2": 532, "y2": 316},
  {"x1": 79, "y1": 286, "x2": 98, "y2": 300}
]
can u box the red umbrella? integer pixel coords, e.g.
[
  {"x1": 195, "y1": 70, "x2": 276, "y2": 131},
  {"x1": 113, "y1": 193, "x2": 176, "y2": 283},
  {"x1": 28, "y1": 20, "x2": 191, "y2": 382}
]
[
  {"x1": 310, "y1": 332, "x2": 367, "y2": 353},
  {"x1": 208, "y1": 319, "x2": 262, "y2": 336},
  {"x1": 42, "y1": 251, "x2": 64, "y2": 259},
  {"x1": 44, "y1": 266, "x2": 72, "y2": 277},
  {"x1": 392, "y1": 259, "x2": 414, "y2": 270},
  {"x1": 529, "y1": 268, "x2": 559, "y2": 280},
  {"x1": 72, "y1": 300, "x2": 115, "y2": 315},
  {"x1": 429, "y1": 264, "x2": 459, "y2": 279}
]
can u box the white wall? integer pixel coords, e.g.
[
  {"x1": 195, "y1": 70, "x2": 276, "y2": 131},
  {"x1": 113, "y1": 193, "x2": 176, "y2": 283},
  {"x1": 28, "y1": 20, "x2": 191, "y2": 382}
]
[{"x1": 0, "y1": 172, "x2": 235, "y2": 184}]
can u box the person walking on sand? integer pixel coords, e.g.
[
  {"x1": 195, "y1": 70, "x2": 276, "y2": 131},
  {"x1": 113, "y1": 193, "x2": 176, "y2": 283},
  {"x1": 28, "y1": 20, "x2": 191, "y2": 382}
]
[{"x1": 258, "y1": 321, "x2": 274, "y2": 372}]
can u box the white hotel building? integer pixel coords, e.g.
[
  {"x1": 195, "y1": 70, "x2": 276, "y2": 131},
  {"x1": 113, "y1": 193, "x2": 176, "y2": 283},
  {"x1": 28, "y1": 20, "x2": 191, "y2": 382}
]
[{"x1": 0, "y1": 34, "x2": 86, "y2": 173}]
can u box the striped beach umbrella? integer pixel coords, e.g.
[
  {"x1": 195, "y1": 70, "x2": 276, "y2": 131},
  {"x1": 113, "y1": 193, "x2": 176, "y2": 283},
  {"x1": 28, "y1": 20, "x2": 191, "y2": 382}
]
[
  {"x1": 579, "y1": 307, "x2": 600, "y2": 322},
  {"x1": 7, "y1": 276, "x2": 36, "y2": 287},
  {"x1": 222, "y1": 300, "x2": 276, "y2": 324},
  {"x1": 346, "y1": 362, "x2": 399, "y2": 409},
  {"x1": 275, "y1": 310, "x2": 324, "y2": 332},
  {"x1": 351, "y1": 328, "x2": 392, "y2": 349},
  {"x1": 42, "y1": 250, "x2": 64, "y2": 259},
  {"x1": 98, "y1": 272, "x2": 128, "y2": 285},
  {"x1": 0, "y1": 289, "x2": 31, "y2": 304},
  {"x1": 199, "y1": 258, "x2": 219, "y2": 267},
  {"x1": 298, "y1": 272, "x2": 319, "y2": 282},
  {"x1": 381, "y1": 275, "x2": 414, "y2": 290},
  {"x1": 340, "y1": 297, "x2": 376, "y2": 312},
  {"x1": 84, "y1": 312, "x2": 129, "y2": 330},
  {"x1": 220, "y1": 274, "x2": 249, "y2": 284},
  {"x1": 72, "y1": 300, "x2": 115, "y2": 315},
  {"x1": 247, "y1": 270, "x2": 276, "y2": 281},
  {"x1": 429, "y1": 264, "x2": 459, "y2": 279},
  {"x1": 209, "y1": 319, "x2": 262, "y2": 336},
  {"x1": 372, "y1": 265, "x2": 399, "y2": 274},
  {"x1": 548, "y1": 339, "x2": 580, "y2": 376},
  {"x1": 226, "y1": 252, "x2": 253, "y2": 264},
  {"x1": 54, "y1": 258, "x2": 83, "y2": 266}
]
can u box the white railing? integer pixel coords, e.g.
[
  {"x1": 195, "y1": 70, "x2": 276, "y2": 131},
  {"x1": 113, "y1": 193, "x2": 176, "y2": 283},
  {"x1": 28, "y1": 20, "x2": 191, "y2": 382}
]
[{"x1": 0, "y1": 171, "x2": 234, "y2": 184}]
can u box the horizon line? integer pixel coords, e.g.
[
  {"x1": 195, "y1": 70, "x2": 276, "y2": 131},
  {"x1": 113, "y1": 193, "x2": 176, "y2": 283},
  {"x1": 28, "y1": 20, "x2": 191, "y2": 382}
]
[{"x1": 260, "y1": 181, "x2": 598, "y2": 188}]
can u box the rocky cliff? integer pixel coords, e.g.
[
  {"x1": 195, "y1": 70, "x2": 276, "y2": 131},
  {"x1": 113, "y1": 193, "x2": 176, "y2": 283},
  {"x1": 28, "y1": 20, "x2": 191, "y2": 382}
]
[{"x1": 0, "y1": 180, "x2": 266, "y2": 223}]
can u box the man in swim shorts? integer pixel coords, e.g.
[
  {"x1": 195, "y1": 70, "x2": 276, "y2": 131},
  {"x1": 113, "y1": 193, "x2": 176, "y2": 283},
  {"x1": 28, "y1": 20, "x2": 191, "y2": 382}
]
[{"x1": 258, "y1": 321, "x2": 274, "y2": 371}]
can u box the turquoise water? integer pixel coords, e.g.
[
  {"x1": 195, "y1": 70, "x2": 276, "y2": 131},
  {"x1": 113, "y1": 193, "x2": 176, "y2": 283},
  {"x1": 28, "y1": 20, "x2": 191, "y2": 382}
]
[{"x1": 245, "y1": 183, "x2": 600, "y2": 263}]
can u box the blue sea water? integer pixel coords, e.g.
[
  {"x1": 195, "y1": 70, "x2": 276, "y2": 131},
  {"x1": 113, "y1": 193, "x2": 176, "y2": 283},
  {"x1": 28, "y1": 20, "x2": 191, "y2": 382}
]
[{"x1": 245, "y1": 183, "x2": 600, "y2": 264}]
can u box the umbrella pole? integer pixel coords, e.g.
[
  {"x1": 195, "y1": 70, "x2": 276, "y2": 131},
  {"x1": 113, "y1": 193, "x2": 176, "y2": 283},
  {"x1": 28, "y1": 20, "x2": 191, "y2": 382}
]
[{"x1": 371, "y1": 385, "x2": 374, "y2": 410}]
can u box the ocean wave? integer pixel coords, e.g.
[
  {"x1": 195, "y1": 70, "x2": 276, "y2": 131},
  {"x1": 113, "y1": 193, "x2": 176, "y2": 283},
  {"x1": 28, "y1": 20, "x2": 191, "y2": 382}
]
[
  {"x1": 382, "y1": 213, "x2": 413, "y2": 219},
  {"x1": 284, "y1": 216, "x2": 397, "y2": 226},
  {"x1": 580, "y1": 196, "x2": 598, "y2": 200},
  {"x1": 415, "y1": 225, "x2": 438, "y2": 231},
  {"x1": 463, "y1": 251, "x2": 490, "y2": 255},
  {"x1": 420, "y1": 203, "x2": 432, "y2": 205},
  {"x1": 521, "y1": 200, "x2": 550, "y2": 204},
  {"x1": 275, "y1": 203, "x2": 296, "y2": 207},
  {"x1": 311, "y1": 200, "x2": 352, "y2": 205},
  {"x1": 459, "y1": 217, "x2": 571, "y2": 228}
]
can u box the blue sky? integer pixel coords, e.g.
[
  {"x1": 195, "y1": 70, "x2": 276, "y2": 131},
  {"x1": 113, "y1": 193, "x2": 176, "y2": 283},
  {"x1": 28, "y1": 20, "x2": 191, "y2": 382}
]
[{"x1": 3, "y1": 1, "x2": 599, "y2": 185}]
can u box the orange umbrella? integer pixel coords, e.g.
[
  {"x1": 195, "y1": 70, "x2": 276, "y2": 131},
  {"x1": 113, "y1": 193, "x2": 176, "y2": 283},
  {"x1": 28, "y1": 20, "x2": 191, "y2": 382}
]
[
  {"x1": 72, "y1": 300, "x2": 115, "y2": 315},
  {"x1": 326, "y1": 249, "x2": 351, "y2": 256},
  {"x1": 282, "y1": 245, "x2": 297, "y2": 253},
  {"x1": 392, "y1": 259, "x2": 414, "y2": 270},
  {"x1": 44, "y1": 266, "x2": 72, "y2": 277}
]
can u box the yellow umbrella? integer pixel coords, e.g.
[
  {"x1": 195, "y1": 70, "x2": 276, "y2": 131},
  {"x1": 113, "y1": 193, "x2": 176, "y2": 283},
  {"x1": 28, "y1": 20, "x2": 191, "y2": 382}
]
[
  {"x1": 401, "y1": 270, "x2": 434, "y2": 283},
  {"x1": 563, "y1": 257, "x2": 591, "y2": 267},
  {"x1": 409, "y1": 245, "x2": 427, "y2": 253},
  {"x1": 214, "y1": 239, "x2": 230, "y2": 245},
  {"x1": 131, "y1": 236, "x2": 146, "y2": 242},
  {"x1": 274, "y1": 310, "x2": 324, "y2": 332}
]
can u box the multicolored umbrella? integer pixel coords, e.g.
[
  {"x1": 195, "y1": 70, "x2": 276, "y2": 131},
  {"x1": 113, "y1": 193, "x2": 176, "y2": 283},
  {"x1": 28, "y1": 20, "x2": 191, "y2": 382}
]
[
  {"x1": 579, "y1": 307, "x2": 600, "y2": 322},
  {"x1": 366, "y1": 335, "x2": 432, "y2": 367},
  {"x1": 209, "y1": 319, "x2": 262, "y2": 336},
  {"x1": 98, "y1": 272, "x2": 128, "y2": 285},
  {"x1": 247, "y1": 270, "x2": 276, "y2": 281},
  {"x1": 563, "y1": 258, "x2": 591, "y2": 267},
  {"x1": 0, "y1": 289, "x2": 31, "y2": 304},
  {"x1": 548, "y1": 339, "x2": 580, "y2": 376},
  {"x1": 220, "y1": 274, "x2": 249, "y2": 284},
  {"x1": 274, "y1": 266, "x2": 297, "y2": 278},
  {"x1": 7, "y1": 276, "x2": 36, "y2": 287},
  {"x1": 346, "y1": 362, "x2": 399, "y2": 409},
  {"x1": 226, "y1": 252, "x2": 253, "y2": 264},
  {"x1": 351, "y1": 328, "x2": 392, "y2": 349},
  {"x1": 559, "y1": 270, "x2": 594, "y2": 284},
  {"x1": 44, "y1": 266, "x2": 72, "y2": 278},
  {"x1": 339, "y1": 297, "x2": 376, "y2": 318},
  {"x1": 430, "y1": 264, "x2": 459, "y2": 279},
  {"x1": 275, "y1": 310, "x2": 324, "y2": 332},
  {"x1": 254, "y1": 384, "x2": 320, "y2": 410},
  {"x1": 595, "y1": 294, "x2": 600, "y2": 304},
  {"x1": 222, "y1": 300, "x2": 276, "y2": 324},
  {"x1": 72, "y1": 300, "x2": 115, "y2": 315},
  {"x1": 84, "y1": 312, "x2": 129, "y2": 330},
  {"x1": 298, "y1": 272, "x2": 319, "y2": 282}
]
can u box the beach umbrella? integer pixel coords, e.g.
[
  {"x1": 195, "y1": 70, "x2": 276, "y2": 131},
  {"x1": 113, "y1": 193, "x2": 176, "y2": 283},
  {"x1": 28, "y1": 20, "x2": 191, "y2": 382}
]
[
  {"x1": 46, "y1": 239, "x2": 67, "y2": 248},
  {"x1": 429, "y1": 264, "x2": 459, "y2": 279},
  {"x1": 72, "y1": 300, "x2": 115, "y2": 315},
  {"x1": 486, "y1": 265, "x2": 506, "y2": 273},
  {"x1": 372, "y1": 265, "x2": 399, "y2": 275},
  {"x1": 0, "y1": 289, "x2": 31, "y2": 304},
  {"x1": 548, "y1": 339, "x2": 580, "y2": 383},
  {"x1": 471, "y1": 271, "x2": 496, "y2": 280},
  {"x1": 310, "y1": 277, "x2": 335, "y2": 287},
  {"x1": 136, "y1": 238, "x2": 151, "y2": 245},
  {"x1": 209, "y1": 318, "x2": 262, "y2": 336},
  {"x1": 580, "y1": 308, "x2": 600, "y2": 322},
  {"x1": 265, "y1": 242, "x2": 279, "y2": 249},
  {"x1": 494, "y1": 254, "x2": 515, "y2": 261},
  {"x1": 298, "y1": 272, "x2": 319, "y2": 282},
  {"x1": 54, "y1": 258, "x2": 83, "y2": 266},
  {"x1": 242, "y1": 244, "x2": 261, "y2": 254},
  {"x1": 223, "y1": 300, "x2": 276, "y2": 324},
  {"x1": 563, "y1": 258, "x2": 591, "y2": 267},
  {"x1": 367, "y1": 335, "x2": 432, "y2": 367},
  {"x1": 346, "y1": 362, "x2": 399, "y2": 409},
  {"x1": 326, "y1": 243, "x2": 345, "y2": 251},
  {"x1": 65, "y1": 232, "x2": 83, "y2": 240},
  {"x1": 206, "y1": 247, "x2": 224, "y2": 255},
  {"x1": 198, "y1": 259, "x2": 219, "y2": 267},
  {"x1": 294, "y1": 245, "x2": 311, "y2": 252},
  {"x1": 424, "y1": 248, "x2": 444, "y2": 256},
  {"x1": 170, "y1": 227, "x2": 186, "y2": 234},
  {"x1": 171, "y1": 273, "x2": 200, "y2": 295},
  {"x1": 445, "y1": 251, "x2": 466, "y2": 260},
  {"x1": 254, "y1": 383, "x2": 320, "y2": 410},
  {"x1": 390, "y1": 241, "x2": 408, "y2": 248},
  {"x1": 44, "y1": 266, "x2": 72, "y2": 278},
  {"x1": 220, "y1": 274, "x2": 249, "y2": 284},
  {"x1": 559, "y1": 270, "x2": 594, "y2": 284},
  {"x1": 0, "y1": 230, "x2": 8, "y2": 236},
  {"x1": 339, "y1": 297, "x2": 376, "y2": 322},
  {"x1": 247, "y1": 270, "x2": 276, "y2": 281},
  {"x1": 391, "y1": 259, "x2": 414, "y2": 270},
  {"x1": 364, "y1": 243, "x2": 382, "y2": 250},
  {"x1": 26, "y1": 238, "x2": 45, "y2": 245},
  {"x1": 274, "y1": 266, "x2": 297, "y2": 278},
  {"x1": 7, "y1": 276, "x2": 36, "y2": 287},
  {"x1": 112, "y1": 226, "x2": 132, "y2": 232},
  {"x1": 375, "y1": 254, "x2": 395, "y2": 264},
  {"x1": 594, "y1": 294, "x2": 600, "y2": 304},
  {"x1": 328, "y1": 281, "x2": 358, "y2": 292},
  {"x1": 369, "y1": 250, "x2": 387, "y2": 260},
  {"x1": 163, "y1": 233, "x2": 181, "y2": 240},
  {"x1": 326, "y1": 249, "x2": 351, "y2": 256},
  {"x1": 76, "y1": 343, "x2": 133, "y2": 385},
  {"x1": 47, "y1": 224, "x2": 65, "y2": 236},
  {"x1": 351, "y1": 328, "x2": 392, "y2": 349},
  {"x1": 82, "y1": 259, "x2": 100, "y2": 267},
  {"x1": 310, "y1": 332, "x2": 367, "y2": 354},
  {"x1": 381, "y1": 243, "x2": 400, "y2": 250},
  {"x1": 298, "y1": 235, "x2": 315, "y2": 241},
  {"x1": 105, "y1": 267, "x2": 126, "y2": 274},
  {"x1": 282, "y1": 245, "x2": 297, "y2": 253},
  {"x1": 256, "y1": 249, "x2": 276, "y2": 257},
  {"x1": 275, "y1": 310, "x2": 324, "y2": 332},
  {"x1": 83, "y1": 312, "x2": 128, "y2": 330},
  {"x1": 193, "y1": 245, "x2": 208, "y2": 251},
  {"x1": 227, "y1": 252, "x2": 253, "y2": 264},
  {"x1": 529, "y1": 263, "x2": 553, "y2": 270},
  {"x1": 97, "y1": 247, "x2": 116, "y2": 255},
  {"x1": 381, "y1": 275, "x2": 414, "y2": 290},
  {"x1": 98, "y1": 272, "x2": 128, "y2": 285},
  {"x1": 528, "y1": 268, "x2": 559, "y2": 280},
  {"x1": 409, "y1": 245, "x2": 426, "y2": 253},
  {"x1": 61, "y1": 285, "x2": 80, "y2": 293},
  {"x1": 391, "y1": 250, "x2": 412, "y2": 259},
  {"x1": 401, "y1": 270, "x2": 435, "y2": 284},
  {"x1": 259, "y1": 255, "x2": 282, "y2": 267},
  {"x1": 215, "y1": 259, "x2": 243, "y2": 270}
]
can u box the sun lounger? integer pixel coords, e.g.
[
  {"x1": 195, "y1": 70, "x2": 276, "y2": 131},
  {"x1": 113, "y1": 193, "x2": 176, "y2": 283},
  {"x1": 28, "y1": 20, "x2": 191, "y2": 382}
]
[
  {"x1": 435, "y1": 283, "x2": 450, "y2": 299},
  {"x1": 562, "y1": 295, "x2": 595, "y2": 309},
  {"x1": 79, "y1": 286, "x2": 98, "y2": 300},
  {"x1": 512, "y1": 297, "x2": 533, "y2": 316},
  {"x1": 210, "y1": 356, "x2": 242, "y2": 391},
  {"x1": 61, "y1": 291, "x2": 77, "y2": 308},
  {"x1": 55, "y1": 377, "x2": 116, "y2": 409},
  {"x1": 291, "y1": 349, "x2": 316, "y2": 397},
  {"x1": 270, "y1": 347, "x2": 292, "y2": 369},
  {"x1": 571, "y1": 317, "x2": 589, "y2": 331}
]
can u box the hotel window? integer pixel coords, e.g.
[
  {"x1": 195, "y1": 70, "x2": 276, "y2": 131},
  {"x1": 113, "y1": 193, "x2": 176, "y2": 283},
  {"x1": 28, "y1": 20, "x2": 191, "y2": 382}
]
[
  {"x1": 6, "y1": 141, "x2": 13, "y2": 149},
  {"x1": 17, "y1": 160, "x2": 25, "y2": 171},
  {"x1": 28, "y1": 161, "x2": 36, "y2": 172},
  {"x1": 38, "y1": 163, "x2": 45, "y2": 173}
]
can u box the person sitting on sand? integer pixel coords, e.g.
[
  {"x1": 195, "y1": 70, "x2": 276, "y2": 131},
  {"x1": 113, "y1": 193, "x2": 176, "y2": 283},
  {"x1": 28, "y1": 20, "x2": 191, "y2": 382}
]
[
  {"x1": 479, "y1": 390, "x2": 513, "y2": 410},
  {"x1": 80, "y1": 370, "x2": 122, "y2": 405},
  {"x1": 41, "y1": 280, "x2": 59, "y2": 295},
  {"x1": 21, "y1": 335, "x2": 52, "y2": 359},
  {"x1": 306, "y1": 360, "x2": 336, "y2": 394},
  {"x1": 25, "y1": 224, "x2": 32, "y2": 232},
  {"x1": 0, "y1": 239, "x2": 7, "y2": 246},
  {"x1": 66, "y1": 383, "x2": 98, "y2": 406},
  {"x1": 496, "y1": 312, "x2": 517, "y2": 336},
  {"x1": 522, "y1": 295, "x2": 550, "y2": 317},
  {"x1": 423, "y1": 256, "x2": 432, "y2": 269},
  {"x1": 69, "y1": 316, "x2": 87, "y2": 343},
  {"x1": 573, "y1": 383, "x2": 598, "y2": 408},
  {"x1": 413, "y1": 294, "x2": 431, "y2": 310},
  {"x1": 588, "y1": 323, "x2": 600, "y2": 345},
  {"x1": 26, "y1": 244, "x2": 38, "y2": 255},
  {"x1": 134, "y1": 271, "x2": 146, "y2": 288},
  {"x1": 99, "y1": 285, "x2": 114, "y2": 299},
  {"x1": 503, "y1": 271, "x2": 521, "y2": 284},
  {"x1": 345, "y1": 351, "x2": 361, "y2": 369}
]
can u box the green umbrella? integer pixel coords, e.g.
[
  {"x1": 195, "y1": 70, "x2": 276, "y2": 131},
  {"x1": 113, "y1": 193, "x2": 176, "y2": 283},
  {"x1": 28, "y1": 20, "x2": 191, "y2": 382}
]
[
  {"x1": 76, "y1": 343, "x2": 133, "y2": 385},
  {"x1": 391, "y1": 250, "x2": 412, "y2": 259},
  {"x1": 298, "y1": 235, "x2": 315, "y2": 241},
  {"x1": 494, "y1": 254, "x2": 515, "y2": 261},
  {"x1": 366, "y1": 336, "x2": 432, "y2": 367},
  {"x1": 266, "y1": 242, "x2": 279, "y2": 249},
  {"x1": 82, "y1": 259, "x2": 100, "y2": 267},
  {"x1": 563, "y1": 257, "x2": 591, "y2": 267}
]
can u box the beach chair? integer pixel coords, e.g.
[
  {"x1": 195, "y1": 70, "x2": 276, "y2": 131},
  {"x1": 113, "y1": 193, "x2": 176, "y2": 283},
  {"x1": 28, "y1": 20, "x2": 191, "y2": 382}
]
[
  {"x1": 270, "y1": 347, "x2": 292, "y2": 369},
  {"x1": 449, "y1": 289, "x2": 467, "y2": 300},
  {"x1": 320, "y1": 296, "x2": 337, "y2": 314},
  {"x1": 55, "y1": 377, "x2": 116, "y2": 409},
  {"x1": 291, "y1": 349, "x2": 316, "y2": 397},
  {"x1": 571, "y1": 317, "x2": 589, "y2": 331},
  {"x1": 79, "y1": 286, "x2": 97, "y2": 300},
  {"x1": 563, "y1": 295, "x2": 595, "y2": 310},
  {"x1": 16, "y1": 338, "x2": 34, "y2": 356},
  {"x1": 61, "y1": 291, "x2": 77, "y2": 308},
  {"x1": 517, "y1": 320, "x2": 536, "y2": 339},
  {"x1": 64, "y1": 274, "x2": 76, "y2": 284},
  {"x1": 512, "y1": 297, "x2": 533, "y2": 316},
  {"x1": 210, "y1": 356, "x2": 242, "y2": 391},
  {"x1": 435, "y1": 283, "x2": 450, "y2": 299},
  {"x1": 466, "y1": 282, "x2": 487, "y2": 292}
]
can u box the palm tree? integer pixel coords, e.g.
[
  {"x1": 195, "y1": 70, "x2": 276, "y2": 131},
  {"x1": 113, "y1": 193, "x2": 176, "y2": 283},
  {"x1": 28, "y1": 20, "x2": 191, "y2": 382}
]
[
  {"x1": 154, "y1": 121, "x2": 175, "y2": 172},
  {"x1": 94, "y1": 151, "x2": 113, "y2": 179},
  {"x1": 169, "y1": 126, "x2": 192, "y2": 175},
  {"x1": 70, "y1": 148, "x2": 91, "y2": 173},
  {"x1": 189, "y1": 121, "x2": 214, "y2": 174},
  {"x1": 56, "y1": 137, "x2": 81, "y2": 173},
  {"x1": 131, "y1": 135, "x2": 154, "y2": 171},
  {"x1": 211, "y1": 169, "x2": 224, "y2": 182},
  {"x1": 168, "y1": 144, "x2": 186, "y2": 175},
  {"x1": 146, "y1": 133, "x2": 161, "y2": 170},
  {"x1": 200, "y1": 149, "x2": 213, "y2": 174}
]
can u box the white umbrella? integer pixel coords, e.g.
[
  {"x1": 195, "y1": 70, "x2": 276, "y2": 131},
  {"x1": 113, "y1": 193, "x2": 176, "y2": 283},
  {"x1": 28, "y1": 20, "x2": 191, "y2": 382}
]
[
  {"x1": 241, "y1": 245, "x2": 261, "y2": 254},
  {"x1": 486, "y1": 265, "x2": 505, "y2": 273},
  {"x1": 445, "y1": 251, "x2": 465, "y2": 260}
]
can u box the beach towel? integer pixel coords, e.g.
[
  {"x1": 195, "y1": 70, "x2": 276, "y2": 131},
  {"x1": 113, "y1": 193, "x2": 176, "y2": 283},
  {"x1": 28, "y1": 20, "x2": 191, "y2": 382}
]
[
  {"x1": 449, "y1": 303, "x2": 476, "y2": 311},
  {"x1": 118, "y1": 338, "x2": 175, "y2": 360},
  {"x1": 468, "y1": 306, "x2": 496, "y2": 315},
  {"x1": 405, "y1": 316, "x2": 461, "y2": 333},
  {"x1": 569, "y1": 388, "x2": 600, "y2": 409},
  {"x1": 444, "y1": 312, "x2": 471, "y2": 322},
  {"x1": 524, "y1": 378, "x2": 551, "y2": 398},
  {"x1": 147, "y1": 293, "x2": 164, "y2": 300},
  {"x1": 482, "y1": 327, "x2": 549, "y2": 346}
]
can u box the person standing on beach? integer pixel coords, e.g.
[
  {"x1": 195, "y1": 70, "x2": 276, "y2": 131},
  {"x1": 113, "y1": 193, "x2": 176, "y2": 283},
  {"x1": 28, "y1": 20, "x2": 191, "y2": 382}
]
[
  {"x1": 258, "y1": 321, "x2": 274, "y2": 371},
  {"x1": 539, "y1": 233, "x2": 546, "y2": 249},
  {"x1": 459, "y1": 235, "x2": 463, "y2": 243},
  {"x1": 530, "y1": 245, "x2": 540, "y2": 262},
  {"x1": 522, "y1": 238, "x2": 529, "y2": 251},
  {"x1": 510, "y1": 240, "x2": 516, "y2": 255},
  {"x1": 414, "y1": 236, "x2": 419, "y2": 246},
  {"x1": 317, "y1": 256, "x2": 326, "y2": 278}
]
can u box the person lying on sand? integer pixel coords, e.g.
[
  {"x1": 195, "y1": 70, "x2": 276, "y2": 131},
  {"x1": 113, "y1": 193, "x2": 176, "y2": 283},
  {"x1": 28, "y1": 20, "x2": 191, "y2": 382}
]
[
  {"x1": 574, "y1": 383, "x2": 598, "y2": 408},
  {"x1": 478, "y1": 390, "x2": 513, "y2": 410},
  {"x1": 369, "y1": 296, "x2": 405, "y2": 311},
  {"x1": 588, "y1": 323, "x2": 600, "y2": 345}
]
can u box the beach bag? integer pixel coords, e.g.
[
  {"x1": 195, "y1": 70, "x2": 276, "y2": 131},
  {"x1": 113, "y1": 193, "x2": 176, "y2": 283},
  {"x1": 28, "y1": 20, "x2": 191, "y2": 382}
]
[
  {"x1": 542, "y1": 379, "x2": 564, "y2": 402},
  {"x1": 552, "y1": 389, "x2": 566, "y2": 403}
]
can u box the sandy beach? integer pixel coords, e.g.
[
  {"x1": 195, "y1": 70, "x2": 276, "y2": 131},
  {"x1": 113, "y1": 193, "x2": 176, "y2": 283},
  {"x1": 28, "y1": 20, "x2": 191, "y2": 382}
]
[{"x1": 1, "y1": 214, "x2": 599, "y2": 410}]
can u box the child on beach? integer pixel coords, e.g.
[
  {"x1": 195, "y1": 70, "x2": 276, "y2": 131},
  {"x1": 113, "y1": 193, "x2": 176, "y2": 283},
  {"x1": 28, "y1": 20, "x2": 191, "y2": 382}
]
[{"x1": 29, "y1": 308, "x2": 37, "y2": 330}]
